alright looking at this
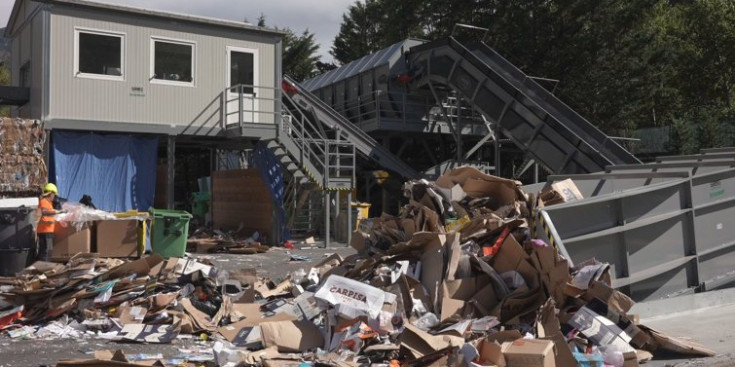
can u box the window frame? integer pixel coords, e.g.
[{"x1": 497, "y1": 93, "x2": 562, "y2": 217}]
[
  {"x1": 73, "y1": 27, "x2": 126, "y2": 81},
  {"x1": 150, "y1": 36, "x2": 197, "y2": 87},
  {"x1": 226, "y1": 46, "x2": 259, "y2": 95}
]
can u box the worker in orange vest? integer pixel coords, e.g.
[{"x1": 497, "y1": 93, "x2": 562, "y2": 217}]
[{"x1": 37, "y1": 183, "x2": 64, "y2": 261}]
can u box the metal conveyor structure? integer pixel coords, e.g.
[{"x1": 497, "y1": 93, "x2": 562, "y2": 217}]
[{"x1": 406, "y1": 36, "x2": 641, "y2": 174}]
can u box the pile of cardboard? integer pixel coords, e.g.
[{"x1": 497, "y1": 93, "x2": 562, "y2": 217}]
[
  {"x1": 0, "y1": 118, "x2": 47, "y2": 197},
  {"x1": 0, "y1": 254, "x2": 237, "y2": 344},
  {"x1": 187, "y1": 228, "x2": 270, "y2": 255},
  {"x1": 0, "y1": 167, "x2": 717, "y2": 367}
]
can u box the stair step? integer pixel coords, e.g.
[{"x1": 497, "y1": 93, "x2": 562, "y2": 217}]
[
  {"x1": 280, "y1": 155, "x2": 293, "y2": 165},
  {"x1": 272, "y1": 148, "x2": 288, "y2": 157},
  {"x1": 285, "y1": 162, "x2": 299, "y2": 173}
]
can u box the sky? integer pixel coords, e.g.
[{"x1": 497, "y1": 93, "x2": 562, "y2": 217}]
[{"x1": 0, "y1": 0, "x2": 354, "y2": 62}]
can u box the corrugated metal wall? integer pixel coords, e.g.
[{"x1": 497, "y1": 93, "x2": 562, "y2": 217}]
[{"x1": 47, "y1": 6, "x2": 277, "y2": 131}]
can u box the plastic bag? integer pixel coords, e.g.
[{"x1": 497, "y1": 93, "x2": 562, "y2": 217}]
[
  {"x1": 57, "y1": 202, "x2": 115, "y2": 231},
  {"x1": 412, "y1": 312, "x2": 440, "y2": 331}
]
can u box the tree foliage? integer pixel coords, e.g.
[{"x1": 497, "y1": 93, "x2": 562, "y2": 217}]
[
  {"x1": 330, "y1": 0, "x2": 735, "y2": 150},
  {"x1": 257, "y1": 16, "x2": 321, "y2": 82},
  {"x1": 330, "y1": 0, "x2": 384, "y2": 64}
]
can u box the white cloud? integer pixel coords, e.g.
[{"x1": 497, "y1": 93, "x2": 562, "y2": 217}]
[{"x1": 1, "y1": 0, "x2": 353, "y2": 62}]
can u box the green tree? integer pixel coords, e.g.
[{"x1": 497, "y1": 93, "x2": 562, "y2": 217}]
[
  {"x1": 376, "y1": 0, "x2": 426, "y2": 44},
  {"x1": 331, "y1": 0, "x2": 384, "y2": 64},
  {"x1": 282, "y1": 29, "x2": 321, "y2": 82},
  {"x1": 256, "y1": 16, "x2": 321, "y2": 82},
  {"x1": 316, "y1": 61, "x2": 338, "y2": 74},
  {"x1": 669, "y1": 116, "x2": 699, "y2": 154}
]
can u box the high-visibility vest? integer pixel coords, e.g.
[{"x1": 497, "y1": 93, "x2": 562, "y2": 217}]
[{"x1": 37, "y1": 197, "x2": 55, "y2": 234}]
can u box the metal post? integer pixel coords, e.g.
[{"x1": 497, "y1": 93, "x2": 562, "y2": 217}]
[
  {"x1": 533, "y1": 162, "x2": 539, "y2": 183},
  {"x1": 402, "y1": 93, "x2": 407, "y2": 126},
  {"x1": 210, "y1": 148, "x2": 216, "y2": 173},
  {"x1": 494, "y1": 139, "x2": 501, "y2": 176},
  {"x1": 220, "y1": 92, "x2": 226, "y2": 129},
  {"x1": 325, "y1": 191, "x2": 331, "y2": 249},
  {"x1": 375, "y1": 90, "x2": 381, "y2": 122},
  {"x1": 347, "y1": 191, "x2": 353, "y2": 245},
  {"x1": 238, "y1": 86, "x2": 243, "y2": 127},
  {"x1": 166, "y1": 136, "x2": 176, "y2": 209},
  {"x1": 457, "y1": 97, "x2": 462, "y2": 163}
]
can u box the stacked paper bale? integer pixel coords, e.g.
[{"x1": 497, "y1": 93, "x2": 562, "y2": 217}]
[{"x1": 0, "y1": 118, "x2": 47, "y2": 197}]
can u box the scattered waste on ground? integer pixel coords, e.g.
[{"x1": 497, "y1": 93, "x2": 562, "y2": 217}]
[{"x1": 0, "y1": 166, "x2": 718, "y2": 366}]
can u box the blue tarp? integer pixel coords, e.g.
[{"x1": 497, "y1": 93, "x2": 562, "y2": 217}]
[
  {"x1": 52, "y1": 131, "x2": 158, "y2": 212},
  {"x1": 252, "y1": 141, "x2": 290, "y2": 242}
]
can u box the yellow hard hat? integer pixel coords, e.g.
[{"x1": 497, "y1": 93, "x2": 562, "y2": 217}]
[{"x1": 43, "y1": 183, "x2": 58, "y2": 195}]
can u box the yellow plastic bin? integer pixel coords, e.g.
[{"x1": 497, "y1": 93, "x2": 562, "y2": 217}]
[{"x1": 350, "y1": 202, "x2": 372, "y2": 230}]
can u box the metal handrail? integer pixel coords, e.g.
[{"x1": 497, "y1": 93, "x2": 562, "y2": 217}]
[
  {"x1": 281, "y1": 87, "x2": 355, "y2": 188},
  {"x1": 220, "y1": 83, "x2": 282, "y2": 128},
  {"x1": 333, "y1": 89, "x2": 486, "y2": 127}
]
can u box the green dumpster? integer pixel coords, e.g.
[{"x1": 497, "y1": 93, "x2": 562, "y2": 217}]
[
  {"x1": 191, "y1": 192, "x2": 211, "y2": 219},
  {"x1": 149, "y1": 208, "x2": 192, "y2": 258}
]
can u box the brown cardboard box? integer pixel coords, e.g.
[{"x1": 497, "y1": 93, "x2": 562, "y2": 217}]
[
  {"x1": 500, "y1": 339, "x2": 556, "y2": 367},
  {"x1": 53, "y1": 223, "x2": 92, "y2": 258},
  {"x1": 540, "y1": 179, "x2": 583, "y2": 206},
  {"x1": 96, "y1": 220, "x2": 138, "y2": 258}
]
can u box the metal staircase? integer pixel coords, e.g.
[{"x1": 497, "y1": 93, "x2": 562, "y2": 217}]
[
  {"x1": 260, "y1": 79, "x2": 358, "y2": 243},
  {"x1": 282, "y1": 76, "x2": 422, "y2": 180}
]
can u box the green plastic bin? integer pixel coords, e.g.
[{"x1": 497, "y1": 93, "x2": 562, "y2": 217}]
[
  {"x1": 149, "y1": 208, "x2": 192, "y2": 258},
  {"x1": 191, "y1": 192, "x2": 211, "y2": 219}
]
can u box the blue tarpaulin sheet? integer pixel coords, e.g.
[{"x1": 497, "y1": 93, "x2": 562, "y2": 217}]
[
  {"x1": 52, "y1": 131, "x2": 158, "y2": 212},
  {"x1": 253, "y1": 141, "x2": 290, "y2": 242}
]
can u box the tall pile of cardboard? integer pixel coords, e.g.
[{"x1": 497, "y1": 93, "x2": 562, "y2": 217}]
[{"x1": 0, "y1": 118, "x2": 46, "y2": 197}]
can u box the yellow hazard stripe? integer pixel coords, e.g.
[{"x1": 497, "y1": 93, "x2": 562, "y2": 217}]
[{"x1": 538, "y1": 212, "x2": 556, "y2": 248}]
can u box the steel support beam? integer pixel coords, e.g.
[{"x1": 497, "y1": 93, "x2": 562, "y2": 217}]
[
  {"x1": 325, "y1": 191, "x2": 331, "y2": 249},
  {"x1": 167, "y1": 135, "x2": 176, "y2": 209}
]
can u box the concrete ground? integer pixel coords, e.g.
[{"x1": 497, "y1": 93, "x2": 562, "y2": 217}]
[
  {"x1": 1, "y1": 242, "x2": 734, "y2": 366},
  {"x1": 633, "y1": 288, "x2": 735, "y2": 367}
]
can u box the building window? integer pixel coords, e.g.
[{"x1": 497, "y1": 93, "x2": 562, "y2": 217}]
[
  {"x1": 74, "y1": 29, "x2": 124, "y2": 80},
  {"x1": 151, "y1": 38, "x2": 195, "y2": 85},
  {"x1": 19, "y1": 61, "x2": 30, "y2": 87},
  {"x1": 229, "y1": 50, "x2": 254, "y2": 94}
]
